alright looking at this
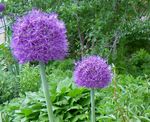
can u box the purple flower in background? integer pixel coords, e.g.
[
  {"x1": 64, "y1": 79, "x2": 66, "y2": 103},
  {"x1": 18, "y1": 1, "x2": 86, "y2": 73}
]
[
  {"x1": 11, "y1": 9, "x2": 68, "y2": 64},
  {"x1": 74, "y1": 56, "x2": 112, "y2": 88},
  {"x1": 0, "y1": 3, "x2": 5, "y2": 12}
]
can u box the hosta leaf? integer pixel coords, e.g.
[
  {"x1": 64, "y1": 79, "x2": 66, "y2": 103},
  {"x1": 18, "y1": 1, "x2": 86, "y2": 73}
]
[
  {"x1": 56, "y1": 77, "x2": 71, "y2": 93},
  {"x1": 71, "y1": 114, "x2": 88, "y2": 122},
  {"x1": 67, "y1": 105, "x2": 82, "y2": 111},
  {"x1": 21, "y1": 108, "x2": 33, "y2": 117},
  {"x1": 54, "y1": 99, "x2": 69, "y2": 106},
  {"x1": 139, "y1": 116, "x2": 150, "y2": 121},
  {"x1": 68, "y1": 88, "x2": 85, "y2": 97}
]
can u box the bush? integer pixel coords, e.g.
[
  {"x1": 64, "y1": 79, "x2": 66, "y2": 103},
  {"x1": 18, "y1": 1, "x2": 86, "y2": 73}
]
[
  {"x1": 115, "y1": 19, "x2": 150, "y2": 74},
  {"x1": 0, "y1": 63, "x2": 40, "y2": 104},
  {"x1": 19, "y1": 64, "x2": 40, "y2": 94},
  {"x1": 128, "y1": 49, "x2": 150, "y2": 76}
]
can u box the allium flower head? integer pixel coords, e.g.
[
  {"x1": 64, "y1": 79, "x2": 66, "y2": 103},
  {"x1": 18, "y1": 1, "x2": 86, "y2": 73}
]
[
  {"x1": 74, "y1": 56, "x2": 112, "y2": 88},
  {"x1": 11, "y1": 9, "x2": 68, "y2": 64},
  {"x1": 0, "y1": 3, "x2": 5, "y2": 12}
]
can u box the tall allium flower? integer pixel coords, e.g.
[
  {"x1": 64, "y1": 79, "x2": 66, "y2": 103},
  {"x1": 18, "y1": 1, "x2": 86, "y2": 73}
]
[
  {"x1": 74, "y1": 56, "x2": 112, "y2": 122},
  {"x1": 0, "y1": 3, "x2": 5, "y2": 12},
  {"x1": 11, "y1": 9, "x2": 68, "y2": 122},
  {"x1": 11, "y1": 9, "x2": 68, "y2": 64},
  {"x1": 74, "y1": 56, "x2": 112, "y2": 88}
]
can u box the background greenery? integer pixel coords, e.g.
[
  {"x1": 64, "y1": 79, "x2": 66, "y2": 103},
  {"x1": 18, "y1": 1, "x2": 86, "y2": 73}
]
[{"x1": 0, "y1": 0, "x2": 149, "y2": 122}]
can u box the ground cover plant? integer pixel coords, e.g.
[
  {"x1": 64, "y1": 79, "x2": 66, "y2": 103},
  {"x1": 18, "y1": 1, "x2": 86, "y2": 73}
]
[{"x1": 0, "y1": 0, "x2": 150, "y2": 122}]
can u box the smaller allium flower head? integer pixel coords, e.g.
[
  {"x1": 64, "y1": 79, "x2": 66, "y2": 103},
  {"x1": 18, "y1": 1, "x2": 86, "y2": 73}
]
[
  {"x1": 0, "y1": 3, "x2": 5, "y2": 12},
  {"x1": 74, "y1": 56, "x2": 112, "y2": 88},
  {"x1": 11, "y1": 9, "x2": 68, "y2": 64}
]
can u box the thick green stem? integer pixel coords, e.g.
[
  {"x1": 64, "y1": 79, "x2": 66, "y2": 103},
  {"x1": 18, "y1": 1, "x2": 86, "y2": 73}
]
[
  {"x1": 39, "y1": 62, "x2": 54, "y2": 122},
  {"x1": 90, "y1": 88, "x2": 95, "y2": 122}
]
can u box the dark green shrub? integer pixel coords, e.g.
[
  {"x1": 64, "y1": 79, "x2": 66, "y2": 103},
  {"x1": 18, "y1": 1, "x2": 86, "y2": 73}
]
[
  {"x1": 114, "y1": 18, "x2": 150, "y2": 74},
  {"x1": 128, "y1": 49, "x2": 150, "y2": 76}
]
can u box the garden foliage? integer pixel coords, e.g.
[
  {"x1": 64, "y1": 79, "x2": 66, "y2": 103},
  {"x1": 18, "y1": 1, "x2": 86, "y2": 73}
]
[{"x1": 0, "y1": 63, "x2": 149, "y2": 121}]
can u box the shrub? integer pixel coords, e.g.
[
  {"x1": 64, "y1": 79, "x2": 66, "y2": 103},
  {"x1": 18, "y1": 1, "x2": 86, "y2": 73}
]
[
  {"x1": 19, "y1": 64, "x2": 40, "y2": 94},
  {"x1": 128, "y1": 49, "x2": 150, "y2": 76}
]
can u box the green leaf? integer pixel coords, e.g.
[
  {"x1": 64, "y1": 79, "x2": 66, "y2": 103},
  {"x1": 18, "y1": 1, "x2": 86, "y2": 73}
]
[
  {"x1": 21, "y1": 108, "x2": 33, "y2": 117},
  {"x1": 68, "y1": 88, "x2": 85, "y2": 97},
  {"x1": 56, "y1": 77, "x2": 71, "y2": 93}
]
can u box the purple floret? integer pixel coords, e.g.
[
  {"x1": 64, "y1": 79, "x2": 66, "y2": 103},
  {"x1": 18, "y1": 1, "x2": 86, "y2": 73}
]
[
  {"x1": 0, "y1": 3, "x2": 5, "y2": 12},
  {"x1": 74, "y1": 56, "x2": 112, "y2": 88},
  {"x1": 11, "y1": 9, "x2": 68, "y2": 64}
]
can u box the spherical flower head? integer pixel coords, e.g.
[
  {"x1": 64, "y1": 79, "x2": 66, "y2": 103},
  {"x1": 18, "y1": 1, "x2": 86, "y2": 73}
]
[
  {"x1": 0, "y1": 3, "x2": 5, "y2": 12},
  {"x1": 11, "y1": 9, "x2": 68, "y2": 64},
  {"x1": 74, "y1": 56, "x2": 112, "y2": 88}
]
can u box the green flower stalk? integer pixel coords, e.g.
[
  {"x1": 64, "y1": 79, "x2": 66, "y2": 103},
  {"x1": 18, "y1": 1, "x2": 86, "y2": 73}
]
[
  {"x1": 39, "y1": 62, "x2": 54, "y2": 122},
  {"x1": 90, "y1": 89, "x2": 95, "y2": 122}
]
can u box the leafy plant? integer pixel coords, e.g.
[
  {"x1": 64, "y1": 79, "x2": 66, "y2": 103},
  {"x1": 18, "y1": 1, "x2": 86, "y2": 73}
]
[
  {"x1": 0, "y1": 69, "x2": 17, "y2": 104},
  {"x1": 1, "y1": 76, "x2": 90, "y2": 122},
  {"x1": 19, "y1": 64, "x2": 40, "y2": 94},
  {"x1": 1, "y1": 68, "x2": 149, "y2": 122}
]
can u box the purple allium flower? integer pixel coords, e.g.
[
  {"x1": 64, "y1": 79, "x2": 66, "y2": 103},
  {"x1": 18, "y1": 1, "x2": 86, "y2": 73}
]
[
  {"x1": 11, "y1": 9, "x2": 68, "y2": 64},
  {"x1": 74, "y1": 56, "x2": 112, "y2": 88},
  {"x1": 0, "y1": 3, "x2": 5, "y2": 12}
]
